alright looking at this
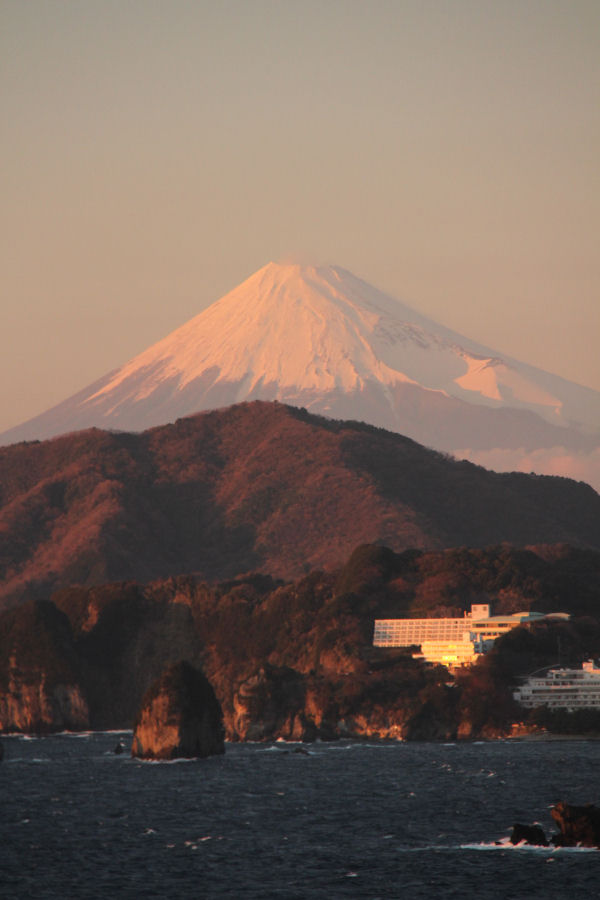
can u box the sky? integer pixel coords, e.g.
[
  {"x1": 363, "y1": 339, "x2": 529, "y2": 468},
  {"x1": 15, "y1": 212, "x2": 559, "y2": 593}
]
[{"x1": 2, "y1": 0, "x2": 599, "y2": 434}]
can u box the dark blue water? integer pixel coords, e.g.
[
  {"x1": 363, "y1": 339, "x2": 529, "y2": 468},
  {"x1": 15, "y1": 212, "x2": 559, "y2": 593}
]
[{"x1": 1, "y1": 734, "x2": 599, "y2": 899}]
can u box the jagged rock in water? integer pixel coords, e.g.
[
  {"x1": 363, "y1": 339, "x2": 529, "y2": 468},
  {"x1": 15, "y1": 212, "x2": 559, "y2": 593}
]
[
  {"x1": 131, "y1": 661, "x2": 224, "y2": 760},
  {"x1": 510, "y1": 823, "x2": 549, "y2": 846},
  {"x1": 551, "y1": 802, "x2": 600, "y2": 847}
]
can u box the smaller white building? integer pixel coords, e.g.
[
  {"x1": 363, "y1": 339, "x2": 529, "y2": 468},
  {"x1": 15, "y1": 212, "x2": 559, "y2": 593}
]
[{"x1": 513, "y1": 660, "x2": 600, "y2": 711}]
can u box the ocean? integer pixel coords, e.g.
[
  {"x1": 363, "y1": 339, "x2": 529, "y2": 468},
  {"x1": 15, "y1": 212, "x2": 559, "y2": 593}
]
[{"x1": 1, "y1": 734, "x2": 599, "y2": 899}]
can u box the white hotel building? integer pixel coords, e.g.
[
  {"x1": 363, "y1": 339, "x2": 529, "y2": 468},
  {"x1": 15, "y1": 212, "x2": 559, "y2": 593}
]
[{"x1": 373, "y1": 605, "x2": 568, "y2": 668}]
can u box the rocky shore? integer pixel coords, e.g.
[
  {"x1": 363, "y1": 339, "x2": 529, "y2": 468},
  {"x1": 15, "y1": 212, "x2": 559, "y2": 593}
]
[
  {"x1": 2, "y1": 543, "x2": 600, "y2": 741},
  {"x1": 511, "y1": 802, "x2": 600, "y2": 848}
]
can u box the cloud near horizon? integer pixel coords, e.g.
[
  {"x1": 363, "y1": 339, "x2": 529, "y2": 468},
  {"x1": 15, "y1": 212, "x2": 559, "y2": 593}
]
[{"x1": 455, "y1": 446, "x2": 600, "y2": 495}]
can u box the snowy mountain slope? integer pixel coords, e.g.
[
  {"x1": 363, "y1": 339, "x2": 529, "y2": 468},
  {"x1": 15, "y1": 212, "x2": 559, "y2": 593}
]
[{"x1": 2, "y1": 262, "x2": 599, "y2": 487}]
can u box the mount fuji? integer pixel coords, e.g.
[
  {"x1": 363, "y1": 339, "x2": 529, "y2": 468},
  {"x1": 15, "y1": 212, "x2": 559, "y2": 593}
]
[{"x1": 3, "y1": 262, "x2": 599, "y2": 488}]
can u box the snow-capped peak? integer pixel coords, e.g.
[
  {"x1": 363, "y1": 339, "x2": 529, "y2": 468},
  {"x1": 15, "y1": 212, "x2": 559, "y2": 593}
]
[
  {"x1": 2, "y1": 261, "x2": 599, "y2": 492},
  {"x1": 86, "y1": 261, "x2": 420, "y2": 405},
  {"x1": 82, "y1": 260, "x2": 572, "y2": 424}
]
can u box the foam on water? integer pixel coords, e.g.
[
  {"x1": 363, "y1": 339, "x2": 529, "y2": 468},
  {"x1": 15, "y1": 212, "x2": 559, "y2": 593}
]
[
  {"x1": 462, "y1": 841, "x2": 598, "y2": 853},
  {"x1": 135, "y1": 756, "x2": 203, "y2": 765},
  {"x1": 58, "y1": 731, "x2": 94, "y2": 738}
]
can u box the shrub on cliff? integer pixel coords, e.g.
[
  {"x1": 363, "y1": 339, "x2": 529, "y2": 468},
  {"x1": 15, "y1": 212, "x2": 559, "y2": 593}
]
[{"x1": 334, "y1": 544, "x2": 401, "y2": 597}]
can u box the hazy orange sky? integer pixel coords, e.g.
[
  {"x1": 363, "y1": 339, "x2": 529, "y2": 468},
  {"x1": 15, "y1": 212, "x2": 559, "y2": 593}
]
[{"x1": 2, "y1": 0, "x2": 599, "y2": 433}]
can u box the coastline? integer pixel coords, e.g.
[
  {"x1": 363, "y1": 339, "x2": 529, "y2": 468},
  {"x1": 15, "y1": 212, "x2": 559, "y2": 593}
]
[{"x1": 507, "y1": 730, "x2": 600, "y2": 742}]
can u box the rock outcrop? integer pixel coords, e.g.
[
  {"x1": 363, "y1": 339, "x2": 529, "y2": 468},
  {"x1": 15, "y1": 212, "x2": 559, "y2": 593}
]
[
  {"x1": 131, "y1": 661, "x2": 224, "y2": 760},
  {"x1": 510, "y1": 823, "x2": 549, "y2": 846},
  {"x1": 232, "y1": 665, "x2": 313, "y2": 742},
  {"x1": 508, "y1": 804, "x2": 600, "y2": 848},
  {"x1": 551, "y1": 802, "x2": 600, "y2": 848},
  {"x1": 229, "y1": 662, "x2": 442, "y2": 743},
  {"x1": 0, "y1": 675, "x2": 89, "y2": 734},
  {"x1": 53, "y1": 583, "x2": 205, "y2": 730}
]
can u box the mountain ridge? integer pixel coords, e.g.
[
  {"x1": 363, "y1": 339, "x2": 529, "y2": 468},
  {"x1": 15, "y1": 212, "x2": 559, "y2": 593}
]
[{"x1": 0, "y1": 401, "x2": 598, "y2": 611}]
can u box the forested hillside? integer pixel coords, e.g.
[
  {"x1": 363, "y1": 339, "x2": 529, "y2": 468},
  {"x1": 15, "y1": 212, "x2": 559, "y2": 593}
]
[{"x1": 1, "y1": 402, "x2": 599, "y2": 610}]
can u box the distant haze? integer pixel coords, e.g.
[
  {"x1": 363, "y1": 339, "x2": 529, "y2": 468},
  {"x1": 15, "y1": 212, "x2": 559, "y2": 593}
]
[{"x1": 2, "y1": 1, "x2": 599, "y2": 433}]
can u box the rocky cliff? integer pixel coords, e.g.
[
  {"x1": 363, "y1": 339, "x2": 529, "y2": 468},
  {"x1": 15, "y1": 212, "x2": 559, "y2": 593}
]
[
  {"x1": 551, "y1": 802, "x2": 600, "y2": 847},
  {"x1": 2, "y1": 543, "x2": 600, "y2": 740},
  {"x1": 0, "y1": 599, "x2": 89, "y2": 732}
]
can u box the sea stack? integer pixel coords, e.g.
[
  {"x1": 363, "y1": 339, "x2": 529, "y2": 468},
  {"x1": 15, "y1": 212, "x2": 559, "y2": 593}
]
[{"x1": 131, "y1": 661, "x2": 224, "y2": 760}]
